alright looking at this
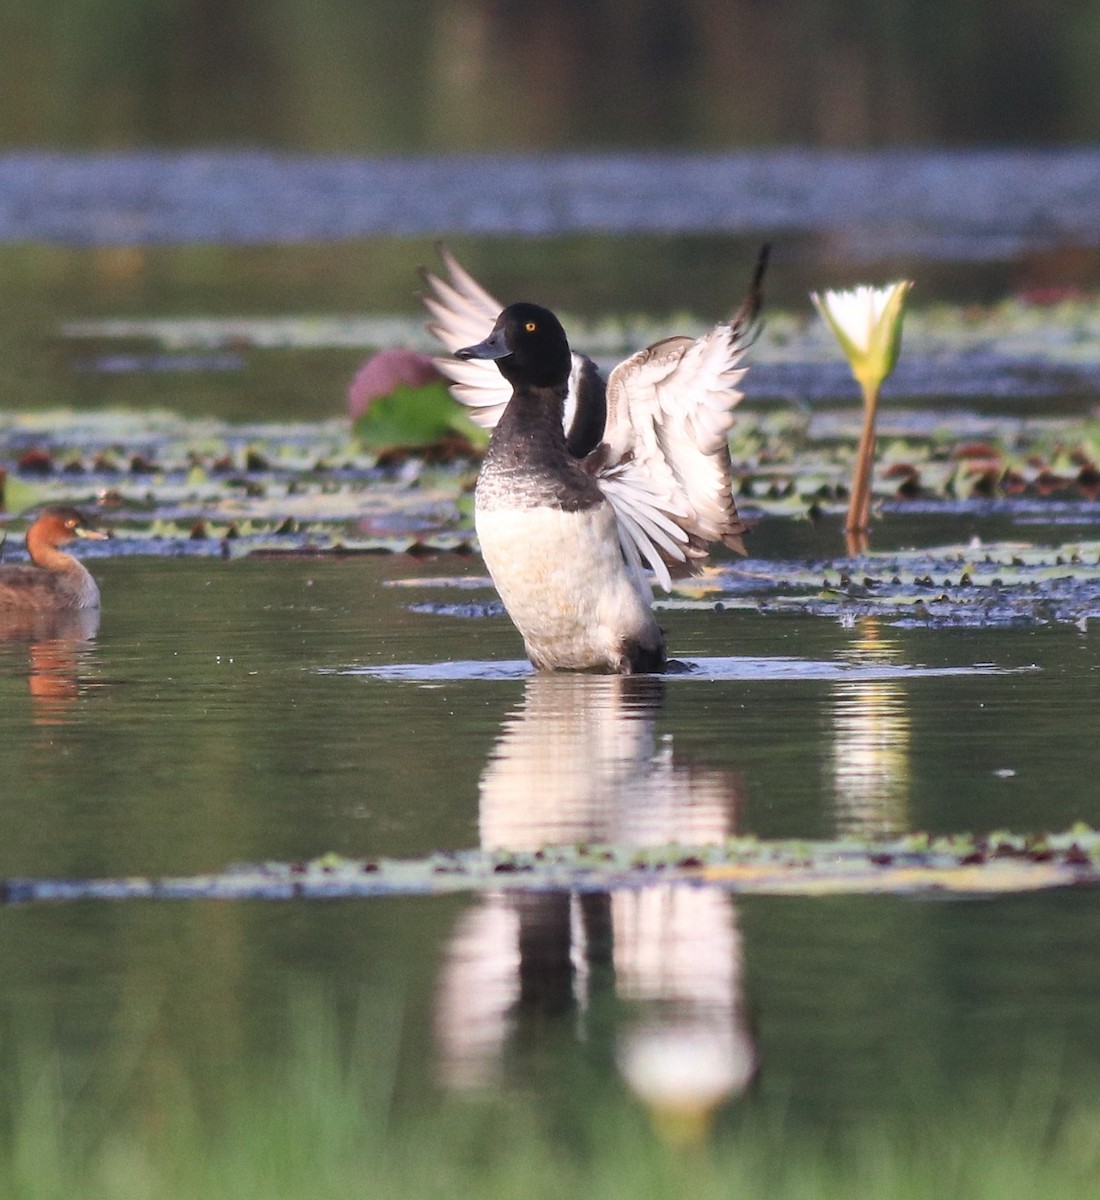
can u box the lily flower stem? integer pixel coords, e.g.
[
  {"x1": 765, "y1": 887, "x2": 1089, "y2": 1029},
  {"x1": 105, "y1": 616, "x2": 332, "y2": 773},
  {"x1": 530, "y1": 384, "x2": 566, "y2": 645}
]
[{"x1": 846, "y1": 382, "x2": 879, "y2": 536}]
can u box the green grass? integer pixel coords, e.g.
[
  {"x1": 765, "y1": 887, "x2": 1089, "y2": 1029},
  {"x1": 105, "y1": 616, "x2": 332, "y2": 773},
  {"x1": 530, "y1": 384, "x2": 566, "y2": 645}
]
[{"x1": 2, "y1": 1004, "x2": 1100, "y2": 1200}]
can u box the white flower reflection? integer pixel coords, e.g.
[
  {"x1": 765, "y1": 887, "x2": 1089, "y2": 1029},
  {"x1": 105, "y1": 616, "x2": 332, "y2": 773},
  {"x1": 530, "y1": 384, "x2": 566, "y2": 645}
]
[{"x1": 830, "y1": 621, "x2": 911, "y2": 838}]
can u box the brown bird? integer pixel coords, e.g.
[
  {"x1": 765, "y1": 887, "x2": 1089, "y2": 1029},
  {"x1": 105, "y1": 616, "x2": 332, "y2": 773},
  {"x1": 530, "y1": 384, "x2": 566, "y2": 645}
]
[{"x1": 0, "y1": 507, "x2": 108, "y2": 611}]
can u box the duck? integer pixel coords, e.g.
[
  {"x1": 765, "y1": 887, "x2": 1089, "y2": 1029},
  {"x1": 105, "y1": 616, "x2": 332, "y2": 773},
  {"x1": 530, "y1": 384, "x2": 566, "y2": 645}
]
[
  {"x1": 420, "y1": 247, "x2": 767, "y2": 674},
  {"x1": 0, "y1": 507, "x2": 108, "y2": 611}
]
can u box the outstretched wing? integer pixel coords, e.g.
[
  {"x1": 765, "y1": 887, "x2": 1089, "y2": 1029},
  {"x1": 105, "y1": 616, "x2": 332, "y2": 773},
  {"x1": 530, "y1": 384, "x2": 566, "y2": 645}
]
[
  {"x1": 420, "y1": 245, "x2": 514, "y2": 429},
  {"x1": 420, "y1": 246, "x2": 607, "y2": 454},
  {"x1": 421, "y1": 243, "x2": 765, "y2": 592},
  {"x1": 594, "y1": 248, "x2": 767, "y2": 590}
]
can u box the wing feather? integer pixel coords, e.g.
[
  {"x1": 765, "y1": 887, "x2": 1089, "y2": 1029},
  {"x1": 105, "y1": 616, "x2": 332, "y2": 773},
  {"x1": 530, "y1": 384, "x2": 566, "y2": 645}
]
[
  {"x1": 420, "y1": 246, "x2": 514, "y2": 421},
  {"x1": 420, "y1": 243, "x2": 767, "y2": 593},
  {"x1": 421, "y1": 245, "x2": 602, "y2": 439},
  {"x1": 594, "y1": 247, "x2": 767, "y2": 585},
  {"x1": 597, "y1": 460, "x2": 701, "y2": 594}
]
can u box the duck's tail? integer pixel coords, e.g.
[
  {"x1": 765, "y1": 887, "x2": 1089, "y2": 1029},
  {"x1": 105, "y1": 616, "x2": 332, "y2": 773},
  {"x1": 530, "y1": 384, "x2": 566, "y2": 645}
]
[{"x1": 730, "y1": 243, "x2": 770, "y2": 341}]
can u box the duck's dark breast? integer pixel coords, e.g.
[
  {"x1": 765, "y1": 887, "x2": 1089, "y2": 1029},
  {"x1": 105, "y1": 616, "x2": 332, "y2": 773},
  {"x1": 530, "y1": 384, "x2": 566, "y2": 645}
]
[
  {"x1": 476, "y1": 450, "x2": 604, "y2": 513},
  {"x1": 477, "y1": 392, "x2": 605, "y2": 514}
]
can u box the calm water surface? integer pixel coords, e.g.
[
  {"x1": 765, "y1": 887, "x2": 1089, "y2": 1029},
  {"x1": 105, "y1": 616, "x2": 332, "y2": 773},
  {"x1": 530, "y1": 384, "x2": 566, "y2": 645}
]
[
  {"x1": 2, "y1": 154, "x2": 1100, "y2": 1144},
  {"x1": 2, "y1": 542, "x2": 1099, "y2": 1130}
]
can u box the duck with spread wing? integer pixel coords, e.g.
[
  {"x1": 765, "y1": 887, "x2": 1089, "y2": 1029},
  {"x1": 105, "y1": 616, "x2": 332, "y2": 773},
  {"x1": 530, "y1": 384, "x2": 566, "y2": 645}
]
[{"x1": 420, "y1": 247, "x2": 767, "y2": 674}]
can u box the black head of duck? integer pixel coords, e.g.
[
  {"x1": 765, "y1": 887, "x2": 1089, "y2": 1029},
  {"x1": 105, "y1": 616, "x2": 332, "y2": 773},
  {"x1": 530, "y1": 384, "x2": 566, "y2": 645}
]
[
  {"x1": 422, "y1": 249, "x2": 607, "y2": 458},
  {"x1": 455, "y1": 302, "x2": 573, "y2": 392}
]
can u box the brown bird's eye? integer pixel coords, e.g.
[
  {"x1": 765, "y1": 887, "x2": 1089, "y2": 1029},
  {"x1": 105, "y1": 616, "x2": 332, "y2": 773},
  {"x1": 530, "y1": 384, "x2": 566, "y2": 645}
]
[{"x1": 525, "y1": 321, "x2": 537, "y2": 332}]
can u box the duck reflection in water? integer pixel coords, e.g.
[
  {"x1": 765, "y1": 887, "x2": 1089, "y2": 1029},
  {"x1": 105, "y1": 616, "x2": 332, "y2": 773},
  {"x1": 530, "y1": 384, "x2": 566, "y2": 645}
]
[
  {"x1": 0, "y1": 508, "x2": 106, "y2": 724},
  {"x1": 435, "y1": 673, "x2": 756, "y2": 1140}
]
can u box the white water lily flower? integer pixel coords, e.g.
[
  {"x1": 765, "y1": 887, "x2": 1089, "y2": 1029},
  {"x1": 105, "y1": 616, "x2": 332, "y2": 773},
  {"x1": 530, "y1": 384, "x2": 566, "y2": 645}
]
[
  {"x1": 811, "y1": 281, "x2": 913, "y2": 543},
  {"x1": 811, "y1": 281, "x2": 913, "y2": 396}
]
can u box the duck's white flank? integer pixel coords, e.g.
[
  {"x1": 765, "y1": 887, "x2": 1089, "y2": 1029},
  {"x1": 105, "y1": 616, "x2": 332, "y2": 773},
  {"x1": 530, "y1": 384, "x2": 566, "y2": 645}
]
[{"x1": 476, "y1": 501, "x2": 662, "y2": 672}]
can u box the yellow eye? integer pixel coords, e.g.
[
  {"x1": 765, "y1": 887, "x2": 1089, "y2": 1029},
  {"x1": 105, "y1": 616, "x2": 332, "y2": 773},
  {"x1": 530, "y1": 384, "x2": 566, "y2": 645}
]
[{"x1": 525, "y1": 321, "x2": 537, "y2": 332}]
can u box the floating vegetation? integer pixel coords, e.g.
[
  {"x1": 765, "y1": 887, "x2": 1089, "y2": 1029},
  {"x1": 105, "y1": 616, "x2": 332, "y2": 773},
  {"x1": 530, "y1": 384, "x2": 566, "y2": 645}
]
[
  {"x1": 3, "y1": 407, "x2": 1100, "y2": 523},
  {"x1": 1, "y1": 400, "x2": 1100, "y2": 626},
  {"x1": 689, "y1": 539, "x2": 1100, "y2": 628},
  {"x1": 0, "y1": 412, "x2": 479, "y2": 555},
  {"x1": 731, "y1": 408, "x2": 1100, "y2": 518},
  {"x1": 6, "y1": 828, "x2": 1100, "y2": 903},
  {"x1": 8, "y1": 287, "x2": 1100, "y2": 622},
  {"x1": 53, "y1": 292, "x2": 1100, "y2": 369}
]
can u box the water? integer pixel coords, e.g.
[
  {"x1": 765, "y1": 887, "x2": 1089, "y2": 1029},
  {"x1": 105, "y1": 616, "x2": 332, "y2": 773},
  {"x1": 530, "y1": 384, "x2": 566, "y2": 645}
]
[
  {"x1": 2, "y1": 542, "x2": 1099, "y2": 1135},
  {"x1": 2, "y1": 149, "x2": 1100, "y2": 1172}
]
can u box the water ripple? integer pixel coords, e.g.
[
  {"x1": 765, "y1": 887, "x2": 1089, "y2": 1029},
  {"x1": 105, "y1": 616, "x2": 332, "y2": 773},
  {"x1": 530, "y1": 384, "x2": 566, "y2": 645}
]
[{"x1": 341, "y1": 657, "x2": 1035, "y2": 683}]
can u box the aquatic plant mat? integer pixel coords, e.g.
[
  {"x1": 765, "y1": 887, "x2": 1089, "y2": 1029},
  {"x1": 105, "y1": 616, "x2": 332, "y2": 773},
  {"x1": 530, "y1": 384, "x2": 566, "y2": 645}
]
[
  {"x1": 5, "y1": 398, "x2": 1100, "y2": 627},
  {"x1": 6, "y1": 293, "x2": 1100, "y2": 629},
  {"x1": 6, "y1": 828, "x2": 1100, "y2": 903}
]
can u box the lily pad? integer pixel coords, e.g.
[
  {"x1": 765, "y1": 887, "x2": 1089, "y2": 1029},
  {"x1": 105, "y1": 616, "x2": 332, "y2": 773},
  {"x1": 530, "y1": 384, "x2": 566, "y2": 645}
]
[
  {"x1": 6, "y1": 827, "x2": 1099, "y2": 902},
  {"x1": 352, "y1": 382, "x2": 488, "y2": 454},
  {"x1": 693, "y1": 540, "x2": 1100, "y2": 628}
]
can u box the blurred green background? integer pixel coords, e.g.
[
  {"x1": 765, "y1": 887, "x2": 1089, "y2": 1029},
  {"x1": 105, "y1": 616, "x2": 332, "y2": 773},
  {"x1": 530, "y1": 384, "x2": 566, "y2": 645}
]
[{"x1": 4, "y1": 0, "x2": 1098, "y2": 151}]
